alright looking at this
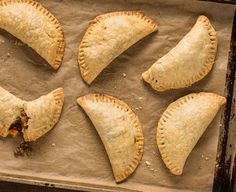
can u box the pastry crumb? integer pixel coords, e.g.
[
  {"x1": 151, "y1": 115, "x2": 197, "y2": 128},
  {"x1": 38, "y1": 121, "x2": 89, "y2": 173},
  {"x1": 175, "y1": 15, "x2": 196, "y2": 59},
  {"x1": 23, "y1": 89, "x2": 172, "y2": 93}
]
[
  {"x1": 135, "y1": 107, "x2": 142, "y2": 111},
  {"x1": 7, "y1": 53, "x2": 10, "y2": 57},
  {"x1": 122, "y1": 73, "x2": 126, "y2": 78},
  {"x1": 201, "y1": 154, "x2": 209, "y2": 161},
  {"x1": 152, "y1": 151, "x2": 156, "y2": 155},
  {"x1": 0, "y1": 39, "x2": 5, "y2": 43},
  {"x1": 14, "y1": 41, "x2": 23, "y2": 46},
  {"x1": 52, "y1": 143, "x2": 56, "y2": 147},
  {"x1": 145, "y1": 160, "x2": 151, "y2": 166},
  {"x1": 138, "y1": 97, "x2": 143, "y2": 100},
  {"x1": 199, "y1": 166, "x2": 202, "y2": 169}
]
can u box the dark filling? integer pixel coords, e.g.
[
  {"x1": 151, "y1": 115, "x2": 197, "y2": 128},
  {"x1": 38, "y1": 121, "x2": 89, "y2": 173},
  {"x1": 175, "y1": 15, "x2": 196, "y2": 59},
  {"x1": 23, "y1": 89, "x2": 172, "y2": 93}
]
[
  {"x1": 14, "y1": 141, "x2": 32, "y2": 157},
  {"x1": 8, "y1": 109, "x2": 32, "y2": 157},
  {"x1": 8, "y1": 117, "x2": 22, "y2": 138},
  {"x1": 8, "y1": 110, "x2": 29, "y2": 138}
]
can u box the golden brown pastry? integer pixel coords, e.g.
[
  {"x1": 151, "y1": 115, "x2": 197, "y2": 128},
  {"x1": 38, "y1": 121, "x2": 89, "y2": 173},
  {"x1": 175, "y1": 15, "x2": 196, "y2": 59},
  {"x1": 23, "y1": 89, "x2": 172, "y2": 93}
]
[
  {"x1": 0, "y1": 86, "x2": 64, "y2": 141},
  {"x1": 78, "y1": 11, "x2": 158, "y2": 84},
  {"x1": 142, "y1": 16, "x2": 217, "y2": 91},
  {"x1": 0, "y1": 0, "x2": 65, "y2": 69},
  {"x1": 77, "y1": 94, "x2": 144, "y2": 182},
  {"x1": 156, "y1": 92, "x2": 226, "y2": 175}
]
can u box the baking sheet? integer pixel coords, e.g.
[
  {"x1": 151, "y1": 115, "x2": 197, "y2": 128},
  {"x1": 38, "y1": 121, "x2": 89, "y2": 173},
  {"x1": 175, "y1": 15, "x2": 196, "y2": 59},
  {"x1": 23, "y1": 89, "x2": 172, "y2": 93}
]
[{"x1": 0, "y1": 0, "x2": 235, "y2": 191}]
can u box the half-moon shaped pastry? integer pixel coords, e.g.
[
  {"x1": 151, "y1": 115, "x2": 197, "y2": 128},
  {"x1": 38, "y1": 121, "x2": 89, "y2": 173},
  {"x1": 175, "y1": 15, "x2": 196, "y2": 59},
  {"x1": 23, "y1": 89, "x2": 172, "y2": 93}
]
[
  {"x1": 23, "y1": 88, "x2": 64, "y2": 141},
  {"x1": 0, "y1": 86, "x2": 64, "y2": 141},
  {"x1": 156, "y1": 92, "x2": 226, "y2": 175},
  {"x1": 78, "y1": 11, "x2": 158, "y2": 84},
  {"x1": 0, "y1": 0, "x2": 65, "y2": 69},
  {"x1": 142, "y1": 16, "x2": 217, "y2": 91},
  {"x1": 0, "y1": 86, "x2": 24, "y2": 137},
  {"x1": 77, "y1": 94, "x2": 144, "y2": 182}
]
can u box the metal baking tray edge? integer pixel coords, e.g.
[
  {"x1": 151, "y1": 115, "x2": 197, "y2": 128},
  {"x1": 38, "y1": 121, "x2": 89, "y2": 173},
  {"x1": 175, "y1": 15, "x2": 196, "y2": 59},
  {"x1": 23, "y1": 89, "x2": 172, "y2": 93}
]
[{"x1": 213, "y1": 8, "x2": 236, "y2": 192}]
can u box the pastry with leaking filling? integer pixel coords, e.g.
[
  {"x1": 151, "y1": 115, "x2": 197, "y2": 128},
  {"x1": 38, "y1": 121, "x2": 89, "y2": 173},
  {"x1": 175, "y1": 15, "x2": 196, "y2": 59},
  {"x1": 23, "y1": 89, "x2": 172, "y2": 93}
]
[
  {"x1": 77, "y1": 94, "x2": 144, "y2": 182},
  {"x1": 0, "y1": 0, "x2": 65, "y2": 69},
  {"x1": 78, "y1": 11, "x2": 158, "y2": 84},
  {"x1": 142, "y1": 16, "x2": 217, "y2": 91},
  {"x1": 156, "y1": 92, "x2": 226, "y2": 175},
  {"x1": 0, "y1": 86, "x2": 64, "y2": 155}
]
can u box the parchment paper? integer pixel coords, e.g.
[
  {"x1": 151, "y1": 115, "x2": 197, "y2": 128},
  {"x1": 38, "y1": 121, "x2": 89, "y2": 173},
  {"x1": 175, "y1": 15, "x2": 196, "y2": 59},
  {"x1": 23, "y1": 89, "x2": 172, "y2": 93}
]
[{"x1": 0, "y1": 0, "x2": 234, "y2": 191}]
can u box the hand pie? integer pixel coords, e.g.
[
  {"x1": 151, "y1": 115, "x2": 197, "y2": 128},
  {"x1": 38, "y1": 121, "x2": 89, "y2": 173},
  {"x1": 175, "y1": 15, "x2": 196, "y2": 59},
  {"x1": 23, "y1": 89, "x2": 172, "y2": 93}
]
[
  {"x1": 142, "y1": 16, "x2": 217, "y2": 91},
  {"x1": 0, "y1": 86, "x2": 64, "y2": 141},
  {"x1": 0, "y1": 0, "x2": 65, "y2": 69},
  {"x1": 78, "y1": 11, "x2": 158, "y2": 84},
  {"x1": 77, "y1": 94, "x2": 144, "y2": 182},
  {"x1": 156, "y1": 92, "x2": 226, "y2": 175}
]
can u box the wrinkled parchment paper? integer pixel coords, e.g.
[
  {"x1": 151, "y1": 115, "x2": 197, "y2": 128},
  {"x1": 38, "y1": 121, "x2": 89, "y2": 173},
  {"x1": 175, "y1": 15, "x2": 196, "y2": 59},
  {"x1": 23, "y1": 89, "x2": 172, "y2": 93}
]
[{"x1": 0, "y1": 0, "x2": 234, "y2": 191}]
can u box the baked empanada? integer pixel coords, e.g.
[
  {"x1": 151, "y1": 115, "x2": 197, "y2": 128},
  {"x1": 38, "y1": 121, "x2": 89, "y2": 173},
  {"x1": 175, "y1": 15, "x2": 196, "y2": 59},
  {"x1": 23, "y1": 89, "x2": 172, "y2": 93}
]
[
  {"x1": 156, "y1": 92, "x2": 226, "y2": 175},
  {"x1": 142, "y1": 16, "x2": 217, "y2": 91},
  {"x1": 0, "y1": 86, "x2": 64, "y2": 141},
  {"x1": 78, "y1": 11, "x2": 158, "y2": 84},
  {"x1": 0, "y1": 0, "x2": 65, "y2": 69},
  {"x1": 77, "y1": 94, "x2": 144, "y2": 182}
]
